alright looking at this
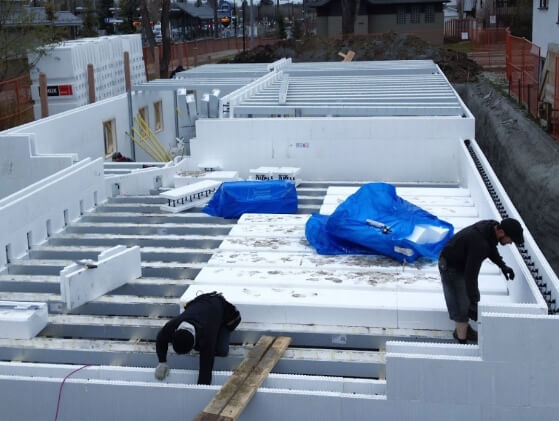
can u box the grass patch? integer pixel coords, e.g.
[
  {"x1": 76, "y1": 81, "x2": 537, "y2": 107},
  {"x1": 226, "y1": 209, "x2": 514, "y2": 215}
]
[{"x1": 444, "y1": 41, "x2": 473, "y2": 54}]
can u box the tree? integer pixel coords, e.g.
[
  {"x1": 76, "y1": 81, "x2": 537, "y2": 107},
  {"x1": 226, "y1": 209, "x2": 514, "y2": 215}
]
[
  {"x1": 81, "y1": 0, "x2": 98, "y2": 37},
  {"x1": 276, "y1": 12, "x2": 286, "y2": 39},
  {"x1": 0, "y1": 1, "x2": 65, "y2": 80},
  {"x1": 138, "y1": 0, "x2": 172, "y2": 78},
  {"x1": 292, "y1": 17, "x2": 303, "y2": 39},
  {"x1": 207, "y1": 0, "x2": 219, "y2": 37},
  {"x1": 99, "y1": 0, "x2": 115, "y2": 34},
  {"x1": 341, "y1": 0, "x2": 357, "y2": 35},
  {"x1": 119, "y1": 0, "x2": 139, "y2": 34},
  {"x1": 159, "y1": 0, "x2": 170, "y2": 77}
]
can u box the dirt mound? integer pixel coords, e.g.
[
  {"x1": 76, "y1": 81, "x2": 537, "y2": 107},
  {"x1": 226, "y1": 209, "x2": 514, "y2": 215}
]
[{"x1": 221, "y1": 34, "x2": 480, "y2": 83}]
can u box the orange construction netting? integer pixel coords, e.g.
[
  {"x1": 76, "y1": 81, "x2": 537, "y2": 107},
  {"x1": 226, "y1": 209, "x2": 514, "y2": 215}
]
[{"x1": 506, "y1": 29, "x2": 540, "y2": 118}]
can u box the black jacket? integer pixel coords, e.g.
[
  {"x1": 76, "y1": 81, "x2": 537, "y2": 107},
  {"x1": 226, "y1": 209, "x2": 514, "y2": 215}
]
[
  {"x1": 156, "y1": 292, "x2": 241, "y2": 385},
  {"x1": 440, "y1": 220, "x2": 506, "y2": 302}
]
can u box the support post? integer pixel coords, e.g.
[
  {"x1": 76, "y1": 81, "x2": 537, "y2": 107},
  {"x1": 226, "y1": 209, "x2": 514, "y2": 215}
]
[
  {"x1": 124, "y1": 52, "x2": 136, "y2": 160},
  {"x1": 39, "y1": 73, "x2": 48, "y2": 118},
  {"x1": 154, "y1": 46, "x2": 160, "y2": 79},
  {"x1": 87, "y1": 64, "x2": 95, "y2": 104}
]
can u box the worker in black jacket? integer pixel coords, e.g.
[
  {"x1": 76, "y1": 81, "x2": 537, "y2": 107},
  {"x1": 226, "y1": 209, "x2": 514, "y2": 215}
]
[
  {"x1": 438, "y1": 218, "x2": 523, "y2": 344},
  {"x1": 154, "y1": 292, "x2": 241, "y2": 385}
]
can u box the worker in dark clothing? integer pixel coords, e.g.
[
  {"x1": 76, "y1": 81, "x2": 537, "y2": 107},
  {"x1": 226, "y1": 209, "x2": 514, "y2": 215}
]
[
  {"x1": 154, "y1": 292, "x2": 241, "y2": 385},
  {"x1": 438, "y1": 218, "x2": 523, "y2": 344}
]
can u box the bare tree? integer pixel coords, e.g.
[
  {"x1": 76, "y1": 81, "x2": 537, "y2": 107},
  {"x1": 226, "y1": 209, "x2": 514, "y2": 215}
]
[
  {"x1": 0, "y1": 1, "x2": 64, "y2": 80},
  {"x1": 341, "y1": 0, "x2": 356, "y2": 35},
  {"x1": 159, "y1": 0, "x2": 170, "y2": 78}
]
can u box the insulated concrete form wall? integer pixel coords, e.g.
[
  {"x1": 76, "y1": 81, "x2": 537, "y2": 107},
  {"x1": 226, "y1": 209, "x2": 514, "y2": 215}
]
[
  {"x1": 0, "y1": 134, "x2": 74, "y2": 199},
  {"x1": 3, "y1": 91, "x2": 177, "y2": 164},
  {"x1": 191, "y1": 117, "x2": 474, "y2": 181},
  {"x1": 2, "y1": 312, "x2": 559, "y2": 421},
  {"x1": 385, "y1": 312, "x2": 559, "y2": 420},
  {"x1": 0, "y1": 158, "x2": 105, "y2": 271},
  {"x1": 457, "y1": 139, "x2": 550, "y2": 309}
]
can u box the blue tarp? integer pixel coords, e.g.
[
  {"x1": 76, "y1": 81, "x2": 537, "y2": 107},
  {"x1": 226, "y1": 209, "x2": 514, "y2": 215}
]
[
  {"x1": 203, "y1": 180, "x2": 298, "y2": 219},
  {"x1": 305, "y1": 183, "x2": 454, "y2": 262}
]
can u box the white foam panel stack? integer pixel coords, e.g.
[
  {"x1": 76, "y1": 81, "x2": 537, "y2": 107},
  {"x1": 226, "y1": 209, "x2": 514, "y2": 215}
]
[{"x1": 30, "y1": 35, "x2": 146, "y2": 119}]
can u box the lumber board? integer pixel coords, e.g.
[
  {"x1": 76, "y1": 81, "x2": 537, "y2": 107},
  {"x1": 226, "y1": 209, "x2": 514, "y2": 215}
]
[
  {"x1": 194, "y1": 336, "x2": 291, "y2": 421},
  {"x1": 219, "y1": 336, "x2": 292, "y2": 420},
  {"x1": 194, "y1": 336, "x2": 274, "y2": 420}
]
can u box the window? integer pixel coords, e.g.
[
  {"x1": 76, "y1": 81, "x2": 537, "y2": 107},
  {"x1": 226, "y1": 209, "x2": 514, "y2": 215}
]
[
  {"x1": 154, "y1": 101, "x2": 163, "y2": 132},
  {"x1": 539, "y1": 0, "x2": 548, "y2": 9},
  {"x1": 103, "y1": 119, "x2": 116, "y2": 156},
  {"x1": 410, "y1": 6, "x2": 420, "y2": 23},
  {"x1": 424, "y1": 5, "x2": 434, "y2": 23},
  {"x1": 397, "y1": 6, "x2": 406, "y2": 24},
  {"x1": 138, "y1": 106, "x2": 148, "y2": 126}
]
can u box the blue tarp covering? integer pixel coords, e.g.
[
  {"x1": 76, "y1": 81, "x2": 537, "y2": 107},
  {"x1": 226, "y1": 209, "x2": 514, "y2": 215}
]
[
  {"x1": 203, "y1": 180, "x2": 298, "y2": 219},
  {"x1": 305, "y1": 183, "x2": 454, "y2": 262}
]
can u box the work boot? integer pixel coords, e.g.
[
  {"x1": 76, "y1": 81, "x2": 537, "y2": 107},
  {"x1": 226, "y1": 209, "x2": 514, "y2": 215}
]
[
  {"x1": 467, "y1": 325, "x2": 478, "y2": 342},
  {"x1": 453, "y1": 329, "x2": 467, "y2": 344}
]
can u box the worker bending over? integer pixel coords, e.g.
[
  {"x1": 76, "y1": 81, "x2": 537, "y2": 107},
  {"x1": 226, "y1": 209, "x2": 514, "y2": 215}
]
[
  {"x1": 155, "y1": 291, "x2": 241, "y2": 384},
  {"x1": 438, "y1": 218, "x2": 523, "y2": 344}
]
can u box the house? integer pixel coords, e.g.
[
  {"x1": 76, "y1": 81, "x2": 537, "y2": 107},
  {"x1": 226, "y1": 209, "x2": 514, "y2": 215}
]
[
  {"x1": 169, "y1": 1, "x2": 216, "y2": 40},
  {"x1": 4, "y1": 5, "x2": 82, "y2": 38},
  {"x1": 307, "y1": 0, "x2": 448, "y2": 44},
  {"x1": 532, "y1": 0, "x2": 559, "y2": 58}
]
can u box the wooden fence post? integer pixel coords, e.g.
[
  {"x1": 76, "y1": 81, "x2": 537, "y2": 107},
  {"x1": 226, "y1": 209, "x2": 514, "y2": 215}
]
[
  {"x1": 39, "y1": 73, "x2": 48, "y2": 118},
  {"x1": 87, "y1": 64, "x2": 95, "y2": 104}
]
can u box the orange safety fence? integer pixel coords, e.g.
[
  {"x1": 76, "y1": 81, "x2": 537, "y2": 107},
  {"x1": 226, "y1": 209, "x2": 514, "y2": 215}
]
[
  {"x1": 143, "y1": 37, "x2": 280, "y2": 79},
  {"x1": 553, "y1": 55, "x2": 559, "y2": 141},
  {"x1": 506, "y1": 29, "x2": 540, "y2": 118},
  {"x1": 469, "y1": 27, "x2": 507, "y2": 71},
  {"x1": 0, "y1": 75, "x2": 34, "y2": 131}
]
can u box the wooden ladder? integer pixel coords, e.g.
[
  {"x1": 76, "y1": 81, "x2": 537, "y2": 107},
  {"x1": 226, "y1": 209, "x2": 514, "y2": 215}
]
[{"x1": 194, "y1": 335, "x2": 291, "y2": 421}]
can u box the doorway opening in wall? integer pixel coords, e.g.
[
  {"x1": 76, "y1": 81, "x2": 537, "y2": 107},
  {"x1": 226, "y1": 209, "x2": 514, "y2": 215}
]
[
  {"x1": 103, "y1": 119, "x2": 116, "y2": 157},
  {"x1": 154, "y1": 101, "x2": 163, "y2": 132}
]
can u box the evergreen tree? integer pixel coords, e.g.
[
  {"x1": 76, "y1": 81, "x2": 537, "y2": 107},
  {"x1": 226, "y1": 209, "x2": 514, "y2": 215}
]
[
  {"x1": 276, "y1": 12, "x2": 286, "y2": 39},
  {"x1": 81, "y1": 0, "x2": 98, "y2": 37}
]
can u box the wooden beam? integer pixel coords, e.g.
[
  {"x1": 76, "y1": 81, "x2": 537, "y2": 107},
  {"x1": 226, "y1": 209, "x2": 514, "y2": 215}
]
[
  {"x1": 220, "y1": 336, "x2": 291, "y2": 420},
  {"x1": 194, "y1": 336, "x2": 291, "y2": 421},
  {"x1": 194, "y1": 336, "x2": 275, "y2": 421}
]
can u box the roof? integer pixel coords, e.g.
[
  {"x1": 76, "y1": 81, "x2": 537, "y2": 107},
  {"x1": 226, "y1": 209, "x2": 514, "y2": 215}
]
[
  {"x1": 308, "y1": 0, "x2": 448, "y2": 7},
  {"x1": 5, "y1": 6, "x2": 82, "y2": 27},
  {"x1": 171, "y1": 2, "x2": 215, "y2": 19}
]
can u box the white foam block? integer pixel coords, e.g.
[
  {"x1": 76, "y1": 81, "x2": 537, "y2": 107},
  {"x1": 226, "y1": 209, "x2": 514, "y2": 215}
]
[
  {"x1": 218, "y1": 237, "x2": 313, "y2": 252},
  {"x1": 228, "y1": 224, "x2": 306, "y2": 238},
  {"x1": 194, "y1": 266, "x2": 507, "y2": 295},
  {"x1": 0, "y1": 301, "x2": 48, "y2": 339},
  {"x1": 160, "y1": 180, "x2": 221, "y2": 213},
  {"x1": 59, "y1": 245, "x2": 141, "y2": 310}
]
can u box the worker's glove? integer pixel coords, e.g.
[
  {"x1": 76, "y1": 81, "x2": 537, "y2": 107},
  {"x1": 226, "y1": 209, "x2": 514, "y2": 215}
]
[
  {"x1": 501, "y1": 265, "x2": 515, "y2": 280},
  {"x1": 155, "y1": 363, "x2": 169, "y2": 380}
]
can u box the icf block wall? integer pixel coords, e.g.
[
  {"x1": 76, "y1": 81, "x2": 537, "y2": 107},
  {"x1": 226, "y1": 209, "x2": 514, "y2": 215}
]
[
  {"x1": 385, "y1": 312, "x2": 559, "y2": 420},
  {"x1": 0, "y1": 158, "x2": 105, "y2": 270},
  {"x1": 4, "y1": 91, "x2": 177, "y2": 163},
  {"x1": 191, "y1": 116, "x2": 475, "y2": 182},
  {"x1": 0, "y1": 134, "x2": 74, "y2": 199}
]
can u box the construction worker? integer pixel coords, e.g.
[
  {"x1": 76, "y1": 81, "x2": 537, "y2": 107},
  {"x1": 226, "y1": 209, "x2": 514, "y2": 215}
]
[
  {"x1": 438, "y1": 218, "x2": 524, "y2": 344},
  {"x1": 154, "y1": 291, "x2": 241, "y2": 385}
]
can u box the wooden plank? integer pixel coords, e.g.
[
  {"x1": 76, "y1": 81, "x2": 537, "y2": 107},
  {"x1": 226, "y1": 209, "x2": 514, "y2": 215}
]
[
  {"x1": 193, "y1": 336, "x2": 275, "y2": 421},
  {"x1": 219, "y1": 336, "x2": 292, "y2": 420}
]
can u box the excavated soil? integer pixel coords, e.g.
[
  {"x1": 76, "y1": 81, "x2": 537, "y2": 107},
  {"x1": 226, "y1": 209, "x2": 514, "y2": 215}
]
[{"x1": 221, "y1": 33, "x2": 481, "y2": 83}]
